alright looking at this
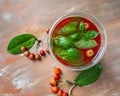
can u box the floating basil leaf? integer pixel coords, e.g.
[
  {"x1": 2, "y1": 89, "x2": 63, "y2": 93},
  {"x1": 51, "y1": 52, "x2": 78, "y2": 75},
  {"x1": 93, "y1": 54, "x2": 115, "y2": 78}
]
[
  {"x1": 54, "y1": 47, "x2": 83, "y2": 65},
  {"x1": 54, "y1": 35, "x2": 63, "y2": 46},
  {"x1": 74, "y1": 39, "x2": 98, "y2": 49},
  {"x1": 79, "y1": 21, "x2": 85, "y2": 32},
  {"x1": 85, "y1": 30, "x2": 99, "y2": 39},
  {"x1": 54, "y1": 46, "x2": 67, "y2": 57},
  {"x1": 7, "y1": 34, "x2": 36, "y2": 54},
  {"x1": 54, "y1": 46, "x2": 63, "y2": 55},
  {"x1": 58, "y1": 21, "x2": 78, "y2": 34},
  {"x1": 65, "y1": 48, "x2": 83, "y2": 64},
  {"x1": 67, "y1": 48, "x2": 80, "y2": 59},
  {"x1": 70, "y1": 33, "x2": 82, "y2": 41},
  {"x1": 54, "y1": 36, "x2": 73, "y2": 48},
  {"x1": 74, "y1": 63, "x2": 102, "y2": 86}
]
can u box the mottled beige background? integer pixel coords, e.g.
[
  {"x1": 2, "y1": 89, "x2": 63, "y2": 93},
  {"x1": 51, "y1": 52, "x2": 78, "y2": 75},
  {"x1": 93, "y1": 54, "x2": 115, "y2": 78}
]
[{"x1": 0, "y1": 0, "x2": 120, "y2": 96}]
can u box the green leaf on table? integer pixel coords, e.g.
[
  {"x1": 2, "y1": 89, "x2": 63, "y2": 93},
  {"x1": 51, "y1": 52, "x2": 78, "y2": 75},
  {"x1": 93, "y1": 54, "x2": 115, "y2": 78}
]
[
  {"x1": 74, "y1": 63, "x2": 102, "y2": 86},
  {"x1": 7, "y1": 34, "x2": 36, "y2": 54},
  {"x1": 79, "y1": 21, "x2": 85, "y2": 32},
  {"x1": 54, "y1": 36, "x2": 73, "y2": 48},
  {"x1": 85, "y1": 30, "x2": 99, "y2": 39},
  {"x1": 58, "y1": 21, "x2": 78, "y2": 34},
  {"x1": 74, "y1": 39, "x2": 98, "y2": 49}
]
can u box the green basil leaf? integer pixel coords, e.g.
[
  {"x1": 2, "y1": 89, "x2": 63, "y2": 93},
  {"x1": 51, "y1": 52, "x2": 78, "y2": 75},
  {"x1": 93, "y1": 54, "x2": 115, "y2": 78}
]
[
  {"x1": 74, "y1": 39, "x2": 98, "y2": 49},
  {"x1": 54, "y1": 35, "x2": 63, "y2": 46},
  {"x1": 67, "y1": 48, "x2": 80, "y2": 59},
  {"x1": 54, "y1": 47, "x2": 83, "y2": 65},
  {"x1": 54, "y1": 46, "x2": 67, "y2": 57},
  {"x1": 85, "y1": 30, "x2": 99, "y2": 39},
  {"x1": 75, "y1": 63, "x2": 102, "y2": 86},
  {"x1": 64, "y1": 48, "x2": 83, "y2": 64},
  {"x1": 7, "y1": 34, "x2": 36, "y2": 54},
  {"x1": 58, "y1": 21, "x2": 78, "y2": 34},
  {"x1": 54, "y1": 36, "x2": 73, "y2": 48},
  {"x1": 69, "y1": 33, "x2": 82, "y2": 41},
  {"x1": 79, "y1": 21, "x2": 85, "y2": 32}
]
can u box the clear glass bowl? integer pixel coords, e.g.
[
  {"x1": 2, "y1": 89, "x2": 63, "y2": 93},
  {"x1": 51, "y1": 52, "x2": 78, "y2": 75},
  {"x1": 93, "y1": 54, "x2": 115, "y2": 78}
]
[{"x1": 48, "y1": 12, "x2": 107, "y2": 71}]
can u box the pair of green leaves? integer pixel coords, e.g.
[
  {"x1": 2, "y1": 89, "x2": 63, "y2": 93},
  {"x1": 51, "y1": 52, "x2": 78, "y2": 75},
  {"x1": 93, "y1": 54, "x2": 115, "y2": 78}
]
[
  {"x1": 58, "y1": 21, "x2": 99, "y2": 41},
  {"x1": 79, "y1": 21, "x2": 99, "y2": 40},
  {"x1": 7, "y1": 34, "x2": 36, "y2": 54},
  {"x1": 57, "y1": 21, "x2": 99, "y2": 49},
  {"x1": 54, "y1": 35, "x2": 83, "y2": 65},
  {"x1": 74, "y1": 21, "x2": 99, "y2": 49},
  {"x1": 54, "y1": 35, "x2": 98, "y2": 49}
]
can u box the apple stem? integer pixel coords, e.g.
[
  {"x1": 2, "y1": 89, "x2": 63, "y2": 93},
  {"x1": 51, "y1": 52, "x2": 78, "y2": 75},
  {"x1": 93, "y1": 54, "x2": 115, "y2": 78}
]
[
  {"x1": 35, "y1": 39, "x2": 42, "y2": 53},
  {"x1": 36, "y1": 38, "x2": 42, "y2": 43}
]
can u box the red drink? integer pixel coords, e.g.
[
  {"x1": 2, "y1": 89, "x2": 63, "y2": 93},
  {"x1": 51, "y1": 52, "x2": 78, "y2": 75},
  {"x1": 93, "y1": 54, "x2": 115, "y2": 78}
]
[{"x1": 48, "y1": 12, "x2": 107, "y2": 71}]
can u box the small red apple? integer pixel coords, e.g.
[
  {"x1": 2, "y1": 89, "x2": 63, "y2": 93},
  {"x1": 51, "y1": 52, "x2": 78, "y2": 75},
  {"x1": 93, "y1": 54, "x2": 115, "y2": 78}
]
[
  {"x1": 24, "y1": 51, "x2": 30, "y2": 57},
  {"x1": 46, "y1": 48, "x2": 50, "y2": 53},
  {"x1": 45, "y1": 28, "x2": 49, "y2": 33},
  {"x1": 40, "y1": 50, "x2": 45, "y2": 56},
  {"x1": 84, "y1": 22, "x2": 89, "y2": 30},
  {"x1": 50, "y1": 78, "x2": 57, "y2": 86},
  {"x1": 35, "y1": 54, "x2": 41, "y2": 60},
  {"x1": 54, "y1": 74, "x2": 60, "y2": 81},
  {"x1": 28, "y1": 53, "x2": 35, "y2": 60},
  {"x1": 62, "y1": 92, "x2": 68, "y2": 96},
  {"x1": 57, "y1": 89, "x2": 63, "y2": 96},
  {"x1": 21, "y1": 46, "x2": 27, "y2": 52},
  {"x1": 54, "y1": 67, "x2": 61, "y2": 75},
  {"x1": 51, "y1": 86, "x2": 59, "y2": 93}
]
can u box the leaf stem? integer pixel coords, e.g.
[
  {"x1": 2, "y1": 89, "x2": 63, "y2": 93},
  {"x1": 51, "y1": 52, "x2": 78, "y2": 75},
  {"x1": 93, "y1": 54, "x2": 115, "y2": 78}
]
[
  {"x1": 68, "y1": 84, "x2": 76, "y2": 96},
  {"x1": 66, "y1": 80, "x2": 76, "y2": 85}
]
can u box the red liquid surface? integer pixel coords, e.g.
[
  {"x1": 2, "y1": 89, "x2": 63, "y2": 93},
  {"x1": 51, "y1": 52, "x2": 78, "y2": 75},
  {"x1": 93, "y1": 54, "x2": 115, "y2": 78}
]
[{"x1": 52, "y1": 17, "x2": 101, "y2": 66}]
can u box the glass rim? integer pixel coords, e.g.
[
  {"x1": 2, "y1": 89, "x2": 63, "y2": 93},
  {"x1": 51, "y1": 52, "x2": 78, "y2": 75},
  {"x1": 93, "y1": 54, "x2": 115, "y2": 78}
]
[{"x1": 48, "y1": 11, "x2": 107, "y2": 71}]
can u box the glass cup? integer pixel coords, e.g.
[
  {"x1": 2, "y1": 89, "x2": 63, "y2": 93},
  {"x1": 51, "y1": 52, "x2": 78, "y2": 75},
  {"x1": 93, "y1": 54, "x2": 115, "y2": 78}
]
[{"x1": 48, "y1": 12, "x2": 107, "y2": 71}]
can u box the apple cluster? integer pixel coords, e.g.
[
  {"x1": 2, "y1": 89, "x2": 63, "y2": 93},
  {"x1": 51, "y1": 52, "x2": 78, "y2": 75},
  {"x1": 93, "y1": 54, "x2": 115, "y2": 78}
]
[
  {"x1": 20, "y1": 46, "x2": 49, "y2": 60},
  {"x1": 50, "y1": 67, "x2": 68, "y2": 96}
]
